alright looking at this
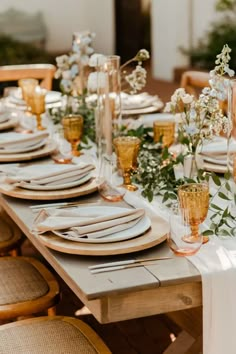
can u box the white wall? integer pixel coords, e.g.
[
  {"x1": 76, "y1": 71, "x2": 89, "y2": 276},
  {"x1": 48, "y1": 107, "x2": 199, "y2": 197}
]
[
  {"x1": 0, "y1": 0, "x2": 115, "y2": 54},
  {"x1": 152, "y1": 0, "x2": 220, "y2": 81}
]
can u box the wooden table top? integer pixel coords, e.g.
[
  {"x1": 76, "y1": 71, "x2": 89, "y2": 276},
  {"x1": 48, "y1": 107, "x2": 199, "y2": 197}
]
[{"x1": 0, "y1": 191, "x2": 202, "y2": 323}]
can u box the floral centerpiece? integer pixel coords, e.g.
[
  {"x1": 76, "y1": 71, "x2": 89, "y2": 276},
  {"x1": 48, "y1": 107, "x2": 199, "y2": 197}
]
[
  {"x1": 165, "y1": 44, "x2": 234, "y2": 156},
  {"x1": 50, "y1": 36, "x2": 150, "y2": 143},
  {"x1": 131, "y1": 44, "x2": 236, "y2": 236}
]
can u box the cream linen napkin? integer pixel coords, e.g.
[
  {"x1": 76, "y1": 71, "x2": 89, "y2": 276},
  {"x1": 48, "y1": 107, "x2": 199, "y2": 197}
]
[
  {"x1": 5, "y1": 163, "x2": 94, "y2": 186},
  {"x1": 34, "y1": 207, "x2": 145, "y2": 239},
  {"x1": 124, "y1": 191, "x2": 236, "y2": 354},
  {"x1": 201, "y1": 136, "x2": 236, "y2": 157},
  {"x1": 0, "y1": 131, "x2": 49, "y2": 150}
]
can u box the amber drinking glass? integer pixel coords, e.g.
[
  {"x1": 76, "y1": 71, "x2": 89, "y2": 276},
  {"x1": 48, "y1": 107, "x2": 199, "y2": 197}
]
[
  {"x1": 18, "y1": 78, "x2": 39, "y2": 110},
  {"x1": 113, "y1": 136, "x2": 140, "y2": 191},
  {"x1": 62, "y1": 115, "x2": 83, "y2": 156},
  {"x1": 178, "y1": 183, "x2": 209, "y2": 243},
  {"x1": 30, "y1": 88, "x2": 47, "y2": 130},
  {"x1": 167, "y1": 202, "x2": 203, "y2": 256},
  {"x1": 153, "y1": 120, "x2": 175, "y2": 147}
]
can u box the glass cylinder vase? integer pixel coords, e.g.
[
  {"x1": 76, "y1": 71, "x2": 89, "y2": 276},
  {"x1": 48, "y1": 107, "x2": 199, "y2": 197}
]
[
  {"x1": 96, "y1": 55, "x2": 123, "y2": 201},
  {"x1": 227, "y1": 78, "x2": 236, "y2": 173}
]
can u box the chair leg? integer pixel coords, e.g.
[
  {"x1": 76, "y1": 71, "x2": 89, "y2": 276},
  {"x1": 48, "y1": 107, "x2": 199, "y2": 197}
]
[
  {"x1": 9, "y1": 248, "x2": 21, "y2": 257},
  {"x1": 47, "y1": 306, "x2": 57, "y2": 316}
]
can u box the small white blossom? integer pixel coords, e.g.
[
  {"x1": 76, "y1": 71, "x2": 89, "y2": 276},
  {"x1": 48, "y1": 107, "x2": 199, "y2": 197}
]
[{"x1": 182, "y1": 94, "x2": 193, "y2": 104}]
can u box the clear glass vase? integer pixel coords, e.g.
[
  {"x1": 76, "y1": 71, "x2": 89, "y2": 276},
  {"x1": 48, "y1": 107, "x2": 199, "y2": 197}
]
[
  {"x1": 227, "y1": 78, "x2": 236, "y2": 173},
  {"x1": 96, "y1": 55, "x2": 123, "y2": 201}
]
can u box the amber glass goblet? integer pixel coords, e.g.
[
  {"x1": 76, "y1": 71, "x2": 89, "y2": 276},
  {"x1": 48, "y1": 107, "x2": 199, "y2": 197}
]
[
  {"x1": 153, "y1": 120, "x2": 175, "y2": 147},
  {"x1": 178, "y1": 183, "x2": 209, "y2": 243},
  {"x1": 18, "y1": 78, "x2": 39, "y2": 112},
  {"x1": 113, "y1": 136, "x2": 140, "y2": 191},
  {"x1": 30, "y1": 88, "x2": 47, "y2": 130},
  {"x1": 62, "y1": 115, "x2": 84, "y2": 156}
]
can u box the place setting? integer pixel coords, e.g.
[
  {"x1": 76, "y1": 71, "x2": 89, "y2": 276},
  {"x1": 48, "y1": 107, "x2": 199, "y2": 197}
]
[
  {"x1": 0, "y1": 130, "x2": 57, "y2": 162},
  {"x1": 0, "y1": 107, "x2": 20, "y2": 131},
  {"x1": 31, "y1": 201, "x2": 168, "y2": 255},
  {"x1": 199, "y1": 136, "x2": 236, "y2": 174},
  {"x1": 0, "y1": 161, "x2": 98, "y2": 200},
  {"x1": 121, "y1": 92, "x2": 164, "y2": 115}
]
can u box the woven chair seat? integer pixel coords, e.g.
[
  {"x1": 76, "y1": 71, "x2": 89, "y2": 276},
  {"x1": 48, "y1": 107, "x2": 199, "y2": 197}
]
[
  {"x1": 0, "y1": 316, "x2": 111, "y2": 354},
  {"x1": 0, "y1": 208, "x2": 22, "y2": 254},
  {"x1": 0, "y1": 258, "x2": 48, "y2": 305},
  {"x1": 0, "y1": 257, "x2": 60, "y2": 319}
]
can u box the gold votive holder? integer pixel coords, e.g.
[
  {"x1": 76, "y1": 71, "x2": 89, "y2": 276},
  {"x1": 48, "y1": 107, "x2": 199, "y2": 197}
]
[
  {"x1": 62, "y1": 115, "x2": 84, "y2": 157},
  {"x1": 153, "y1": 120, "x2": 175, "y2": 147},
  {"x1": 30, "y1": 87, "x2": 47, "y2": 130}
]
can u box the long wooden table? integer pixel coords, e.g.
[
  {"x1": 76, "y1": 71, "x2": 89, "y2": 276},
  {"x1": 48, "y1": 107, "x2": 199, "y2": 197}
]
[{"x1": 0, "y1": 192, "x2": 202, "y2": 324}]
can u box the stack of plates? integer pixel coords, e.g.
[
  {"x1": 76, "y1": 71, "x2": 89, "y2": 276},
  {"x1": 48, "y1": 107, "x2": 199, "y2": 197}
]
[
  {"x1": 200, "y1": 137, "x2": 236, "y2": 173},
  {"x1": 121, "y1": 92, "x2": 164, "y2": 115},
  {"x1": 8, "y1": 89, "x2": 62, "y2": 109},
  {"x1": 0, "y1": 131, "x2": 49, "y2": 154},
  {"x1": 35, "y1": 206, "x2": 151, "y2": 244},
  {"x1": 0, "y1": 110, "x2": 19, "y2": 131}
]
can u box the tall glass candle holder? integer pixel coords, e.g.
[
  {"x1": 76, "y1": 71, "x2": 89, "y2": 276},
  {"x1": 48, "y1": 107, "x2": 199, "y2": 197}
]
[
  {"x1": 96, "y1": 55, "x2": 122, "y2": 201},
  {"x1": 227, "y1": 79, "x2": 236, "y2": 173}
]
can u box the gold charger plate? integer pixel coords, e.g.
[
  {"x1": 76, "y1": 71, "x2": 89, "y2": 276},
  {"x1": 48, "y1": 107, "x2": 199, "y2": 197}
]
[
  {"x1": 0, "y1": 139, "x2": 56, "y2": 162},
  {"x1": 37, "y1": 213, "x2": 168, "y2": 256},
  {"x1": 0, "y1": 117, "x2": 19, "y2": 131},
  {"x1": 0, "y1": 177, "x2": 99, "y2": 200}
]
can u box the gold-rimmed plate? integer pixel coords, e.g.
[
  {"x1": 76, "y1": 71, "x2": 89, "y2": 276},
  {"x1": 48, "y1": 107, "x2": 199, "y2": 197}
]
[
  {"x1": 37, "y1": 211, "x2": 168, "y2": 255},
  {"x1": 0, "y1": 177, "x2": 99, "y2": 200},
  {"x1": 0, "y1": 139, "x2": 56, "y2": 162}
]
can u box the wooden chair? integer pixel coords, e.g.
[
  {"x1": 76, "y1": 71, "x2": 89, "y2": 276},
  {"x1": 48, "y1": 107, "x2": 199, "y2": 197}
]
[
  {"x1": 0, "y1": 256, "x2": 60, "y2": 320},
  {"x1": 180, "y1": 70, "x2": 210, "y2": 97},
  {"x1": 0, "y1": 64, "x2": 56, "y2": 90},
  {"x1": 0, "y1": 316, "x2": 111, "y2": 353},
  {"x1": 0, "y1": 208, "x2": 23, "y2": 256}
]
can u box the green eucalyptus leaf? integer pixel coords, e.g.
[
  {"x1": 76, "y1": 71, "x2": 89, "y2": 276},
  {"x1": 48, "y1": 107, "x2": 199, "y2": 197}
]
[
  {"x1": 211, "y1": 203, "x2": 223, "y2": 211},
  {"x1": 212, "y1": 173, "x2": 221, "y2": 186},
  {"x1": 224, "y1": 170, "x2": 231, "y2": 180},
  {"x1": 218, "y1": 192, "x2": 231, "y2": 200},
  {"x1": 202, "y1": 230, "x2": 214, "y2": 236}
]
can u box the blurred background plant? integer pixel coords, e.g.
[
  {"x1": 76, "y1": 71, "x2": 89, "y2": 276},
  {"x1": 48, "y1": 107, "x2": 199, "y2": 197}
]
[{"x1": 182, "y1": 0, "x2": 236, "y2": 71}]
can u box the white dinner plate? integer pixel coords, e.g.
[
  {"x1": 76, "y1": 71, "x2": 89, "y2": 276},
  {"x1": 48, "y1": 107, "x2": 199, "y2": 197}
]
[
  {"x1": 17, "y1": 173, "x2": 92, "y2": 191},
  {"x1": 0, "y1": 112, "x2": 10, "y2": 123},
  {"x1": 9, "y1": 89, "x2": 62, "y2": 105},
  {"x1": 0, "y1": 139, "x2": 47, "y2": 154},
  {"x1": 202, "y1": 155, "x2": 227, "y2": 166},
  {"x1": 52, "y1": 206, "x2": 151, "y2": 243}
]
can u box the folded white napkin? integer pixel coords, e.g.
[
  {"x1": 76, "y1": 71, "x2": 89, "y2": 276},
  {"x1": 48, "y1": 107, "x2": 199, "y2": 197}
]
[
  {"x1": 0, "y1": 112, "x2": 9, "y2": 123},
  {"x1": 35, "y1": 207, "x2": 145, "y2": 239},
  {"x1": 121, "y1": 92, "x2": 160, "y2": 110},
  {"x1": 201, "y1": 136, "x2": 236, "y2": 156},
  {"x1": 0, "y1": 131, "x2": 49, "y2": 150},
  {"x1": 5, "y1": 163, "x2": 94, "y2": 187},
  {"x1": 124, "y1": 190, "x2": 236, "y2": 354}
]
